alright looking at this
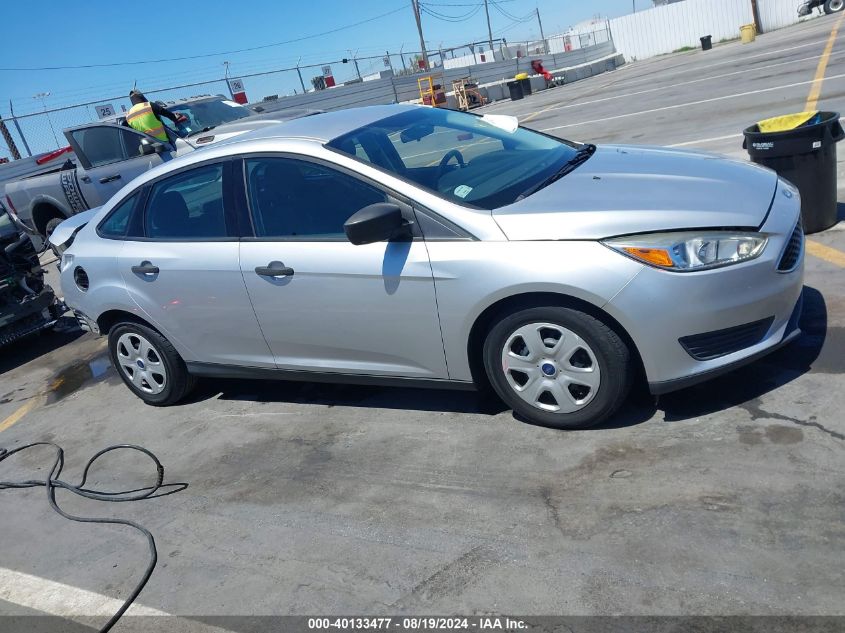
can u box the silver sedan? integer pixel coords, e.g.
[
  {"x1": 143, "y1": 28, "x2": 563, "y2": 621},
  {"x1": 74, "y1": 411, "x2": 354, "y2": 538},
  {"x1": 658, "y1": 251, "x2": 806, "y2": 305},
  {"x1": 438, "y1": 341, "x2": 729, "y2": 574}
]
[{"x1": 54, "y1": 104, "x2": 804, "y2": 429}]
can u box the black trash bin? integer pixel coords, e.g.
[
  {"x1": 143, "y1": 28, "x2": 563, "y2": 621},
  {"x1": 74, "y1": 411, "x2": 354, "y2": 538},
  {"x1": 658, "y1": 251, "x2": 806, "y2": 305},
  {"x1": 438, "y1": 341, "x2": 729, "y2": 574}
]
[
  {"x1": 700, "y1": 35, "x2": 712, "y2": 51},
  {"x1": 743, "y1": 111, "x2": 844, "y2": 234},
  {"x1": 507, "y1": 80, "x2": 523, "y2": 101},
  {"x1": 519, "y1": 77, "x2": 532, "y2": 96}
]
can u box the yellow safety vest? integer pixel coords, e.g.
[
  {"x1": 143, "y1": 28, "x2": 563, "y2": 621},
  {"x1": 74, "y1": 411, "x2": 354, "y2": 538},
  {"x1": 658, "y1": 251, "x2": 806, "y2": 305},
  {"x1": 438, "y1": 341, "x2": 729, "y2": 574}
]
[{"x1": 126, "y1": 102, "x2": 169, "y2": 142}]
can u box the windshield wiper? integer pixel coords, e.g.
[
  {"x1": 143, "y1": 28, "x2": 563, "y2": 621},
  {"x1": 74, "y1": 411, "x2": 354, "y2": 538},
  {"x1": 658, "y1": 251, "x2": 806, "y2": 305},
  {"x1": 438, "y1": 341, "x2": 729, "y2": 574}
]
[
  {"x1": 516, "y1": 143, "x2": 596, "y2": 201},
  {"x1": 187, "y1": 125, "x2": 217, "y2": 137}
]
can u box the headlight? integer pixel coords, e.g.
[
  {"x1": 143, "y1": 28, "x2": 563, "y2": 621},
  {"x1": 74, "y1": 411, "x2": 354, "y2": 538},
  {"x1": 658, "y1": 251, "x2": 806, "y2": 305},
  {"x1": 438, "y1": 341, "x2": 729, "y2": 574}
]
[{"x1": 603, "y1": 231, "x2": 768, "y2": 271}]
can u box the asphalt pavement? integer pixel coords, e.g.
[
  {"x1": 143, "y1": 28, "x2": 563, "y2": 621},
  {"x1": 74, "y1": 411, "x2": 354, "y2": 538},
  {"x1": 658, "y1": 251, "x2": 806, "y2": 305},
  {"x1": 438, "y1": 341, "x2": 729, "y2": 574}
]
[{"x1": 1, "y1": 15, "x2": 844, "y2": 632}]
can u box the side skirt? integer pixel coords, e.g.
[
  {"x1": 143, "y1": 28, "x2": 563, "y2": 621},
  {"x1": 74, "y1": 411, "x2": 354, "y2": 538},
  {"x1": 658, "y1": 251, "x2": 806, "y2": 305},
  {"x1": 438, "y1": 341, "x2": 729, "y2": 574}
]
[{"x1": 186, "y1": 362, "x2": 477, "y2": 392}]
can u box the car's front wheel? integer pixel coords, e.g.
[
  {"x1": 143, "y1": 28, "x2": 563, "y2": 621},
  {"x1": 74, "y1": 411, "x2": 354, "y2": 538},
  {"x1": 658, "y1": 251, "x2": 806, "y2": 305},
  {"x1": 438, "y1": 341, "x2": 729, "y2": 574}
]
[
  {"x1": 483, "y1": 306, "x2": 633, "y2": 429},
  {"x1": 825, "y1": 0, "x2": 844, "y2": 13},
  {"x1": 108, "y1": 322, "x2": 195, "y2": 406}
]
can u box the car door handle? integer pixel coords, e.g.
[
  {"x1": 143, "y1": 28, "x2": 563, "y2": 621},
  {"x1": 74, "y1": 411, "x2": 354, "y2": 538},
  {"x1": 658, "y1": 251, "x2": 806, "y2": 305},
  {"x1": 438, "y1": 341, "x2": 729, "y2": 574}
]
[
  {"x1": 255, "y1": 261, "x2": 294, "y2": 278},
  {"x1": 131, "y1": 261, "x2": 159, "y2": 275},
  {"x1": 80, "y1": 175, "x2": 92, "y2": 184},
  {"x1": 99, "y1": 174, "x2": 122, "y2": 184}
]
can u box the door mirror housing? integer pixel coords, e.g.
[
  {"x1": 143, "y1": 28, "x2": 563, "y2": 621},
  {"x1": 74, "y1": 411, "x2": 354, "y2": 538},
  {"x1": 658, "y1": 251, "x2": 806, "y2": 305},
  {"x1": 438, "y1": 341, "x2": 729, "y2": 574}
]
[
  {"x1": 344, "y1": 203, "x2": 410, "y2": 245},
  {"x1": 140, "y1": 138, "x2": 166, "y2": 156}
]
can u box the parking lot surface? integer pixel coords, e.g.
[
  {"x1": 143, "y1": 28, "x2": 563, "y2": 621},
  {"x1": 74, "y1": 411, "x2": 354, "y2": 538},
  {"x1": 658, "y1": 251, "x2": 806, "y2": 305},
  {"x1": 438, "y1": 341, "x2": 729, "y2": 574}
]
[{"x1": 1, "y1": 16, "x2": 845, "y2": 630}]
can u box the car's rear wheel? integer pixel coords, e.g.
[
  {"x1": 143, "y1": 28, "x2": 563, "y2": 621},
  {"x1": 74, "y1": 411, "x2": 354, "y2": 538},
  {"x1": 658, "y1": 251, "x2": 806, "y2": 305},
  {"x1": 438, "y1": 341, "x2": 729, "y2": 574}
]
[
  {"x1": 825, "y1": 0, "x2": 844, "y2": 13},
  {"x1": 483, "y1": 306, "x2": 632, "y2": 429},
  {"x1": 108, "y1": 322, "x2": 195, "y2": 406}
]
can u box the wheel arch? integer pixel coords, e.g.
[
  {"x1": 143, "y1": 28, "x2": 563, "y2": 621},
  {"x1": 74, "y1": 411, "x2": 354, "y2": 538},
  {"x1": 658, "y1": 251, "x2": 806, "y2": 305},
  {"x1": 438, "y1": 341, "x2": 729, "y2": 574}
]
[
  {"x1": 466, "y1": 291, "x2": 645, "y2": 390},
  {"x1": 31, "y1": 201, "x2": 68, "y2": 236},
  {"x1": 97, "y1": 309, "x2": 161, "y2": 336}
]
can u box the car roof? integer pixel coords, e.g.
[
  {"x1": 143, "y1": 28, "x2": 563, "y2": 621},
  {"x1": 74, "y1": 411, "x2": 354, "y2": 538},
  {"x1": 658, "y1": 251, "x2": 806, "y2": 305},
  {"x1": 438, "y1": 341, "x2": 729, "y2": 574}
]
[{"x1": 215, "y1": 103, "x2": 422, "y2": 146}]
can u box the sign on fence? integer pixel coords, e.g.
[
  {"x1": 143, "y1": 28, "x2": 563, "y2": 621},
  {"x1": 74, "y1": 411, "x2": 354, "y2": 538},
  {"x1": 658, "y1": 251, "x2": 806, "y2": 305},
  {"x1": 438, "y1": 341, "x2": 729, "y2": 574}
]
[{"x1": 95, "y1": 104, "x2": 116, "y2": 119}]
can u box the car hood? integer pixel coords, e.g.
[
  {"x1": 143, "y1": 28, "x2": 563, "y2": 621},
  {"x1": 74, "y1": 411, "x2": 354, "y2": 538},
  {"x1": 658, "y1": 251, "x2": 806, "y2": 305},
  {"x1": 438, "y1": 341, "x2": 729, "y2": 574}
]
[
  {"x1": 47, "y1": 207, "x2": 100, "y2": 250},
  {"x1": 492, "y1": 145, "x2": 778, "y2": 241}
]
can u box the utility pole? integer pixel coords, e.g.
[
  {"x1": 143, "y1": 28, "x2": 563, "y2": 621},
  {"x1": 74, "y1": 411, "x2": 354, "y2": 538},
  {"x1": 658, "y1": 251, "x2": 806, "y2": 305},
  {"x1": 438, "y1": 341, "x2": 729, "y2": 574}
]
[
  {"x1": 536, "y1": 8, "x2": 547, "y2": 54},
  {"x1": 411, "y1": 0, "x2": 429, "y2": 71},
  {"x1": 295, "y1": 57, "x2": 307, "y2": 93},
  {"x1": 483, "y1": 0, "x2": 494, "y2": 56},
  {"x1": 399, "y1": 44, "x2": 407, "y2": 72},
  {"x1": 632, "y1": 0, "x2": 636, "y2": 12},
  {"x1": 7, "y1": 101, "x2": 31, "y2": 157}
]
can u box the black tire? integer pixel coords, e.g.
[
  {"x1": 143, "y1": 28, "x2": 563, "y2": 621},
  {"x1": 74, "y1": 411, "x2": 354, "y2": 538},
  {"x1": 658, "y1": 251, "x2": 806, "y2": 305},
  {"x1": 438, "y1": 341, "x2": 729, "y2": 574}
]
[
  {"x1": 108, "y1": 322, "x2": 196, "y2": 406},
  {"x1": 824, "y1": 0, "x2": 844, "y2": 13},
  {"x1": 44, "y1": 217, "x2": 64, "y2": 239},
  {"x1": 482, "y1": 306, "x2": 632, "y2": 430}
]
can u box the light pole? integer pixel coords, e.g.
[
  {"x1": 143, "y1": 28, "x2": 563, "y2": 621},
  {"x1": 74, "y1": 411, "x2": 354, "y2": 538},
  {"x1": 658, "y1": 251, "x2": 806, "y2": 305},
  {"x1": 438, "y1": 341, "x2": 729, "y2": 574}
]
[
  {"x1": 348, "y1": 49, "x2": 361, "y2": 80},
  {"x1": 33, "y1": 92, "x2": 59, "y2": 149}
]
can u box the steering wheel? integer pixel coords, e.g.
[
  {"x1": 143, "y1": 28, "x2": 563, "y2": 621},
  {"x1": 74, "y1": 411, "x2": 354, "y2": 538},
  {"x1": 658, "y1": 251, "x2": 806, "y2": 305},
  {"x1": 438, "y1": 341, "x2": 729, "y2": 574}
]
[{"x1": 439, "y1": 149, "x2": 466, "y2": 174}]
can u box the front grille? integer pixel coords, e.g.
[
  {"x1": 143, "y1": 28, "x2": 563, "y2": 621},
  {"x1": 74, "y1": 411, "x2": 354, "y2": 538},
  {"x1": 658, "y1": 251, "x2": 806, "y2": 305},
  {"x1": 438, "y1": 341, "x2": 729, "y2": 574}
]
[
  {"x1": 778, "y1": 222, "x2": 803, "y2": 272},
  {"x1": 679, "y1": 317, "x2": 775, "y2": 361}
]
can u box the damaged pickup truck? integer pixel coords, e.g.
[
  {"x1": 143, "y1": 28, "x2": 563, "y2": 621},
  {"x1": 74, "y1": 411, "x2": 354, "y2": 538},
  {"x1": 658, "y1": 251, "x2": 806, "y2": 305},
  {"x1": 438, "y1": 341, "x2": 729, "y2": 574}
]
[{"x1": 3, "y1": 95, "x2": 317, "y2": 238}]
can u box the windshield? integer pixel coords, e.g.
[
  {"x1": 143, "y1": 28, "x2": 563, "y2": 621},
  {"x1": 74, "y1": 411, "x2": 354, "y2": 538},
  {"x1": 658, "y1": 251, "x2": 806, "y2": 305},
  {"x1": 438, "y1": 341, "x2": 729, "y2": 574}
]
[
  {"x1": 327, "y1": 107, "x2": 578, "y2": 209},
  {"x1": 163, "y1": 98, "x2": 253, "y2": 136}
]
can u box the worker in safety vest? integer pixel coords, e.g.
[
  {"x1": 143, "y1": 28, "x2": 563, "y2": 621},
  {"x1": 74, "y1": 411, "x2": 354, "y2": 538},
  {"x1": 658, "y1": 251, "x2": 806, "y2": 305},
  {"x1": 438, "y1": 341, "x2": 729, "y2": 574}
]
[{"x1": 126, "y1": 90, "x2": 187, "y2": 142}]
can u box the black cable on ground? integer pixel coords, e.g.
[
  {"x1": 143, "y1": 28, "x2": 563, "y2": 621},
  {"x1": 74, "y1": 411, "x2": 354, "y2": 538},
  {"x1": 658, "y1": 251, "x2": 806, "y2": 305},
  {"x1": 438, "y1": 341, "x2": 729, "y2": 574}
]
[{"x1": 0, "y1": 442, "x2": 187, "y2": 633}]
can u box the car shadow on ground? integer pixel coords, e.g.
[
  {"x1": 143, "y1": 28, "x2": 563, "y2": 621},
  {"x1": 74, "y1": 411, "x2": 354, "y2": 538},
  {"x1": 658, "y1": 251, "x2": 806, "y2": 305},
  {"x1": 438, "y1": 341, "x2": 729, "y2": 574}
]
[
  {"x1": 0, "y1": 317, "x2": 84, "y2": 377},
  {"x1": 186, "y1": 287, "x2": 827, "y2": 431}
]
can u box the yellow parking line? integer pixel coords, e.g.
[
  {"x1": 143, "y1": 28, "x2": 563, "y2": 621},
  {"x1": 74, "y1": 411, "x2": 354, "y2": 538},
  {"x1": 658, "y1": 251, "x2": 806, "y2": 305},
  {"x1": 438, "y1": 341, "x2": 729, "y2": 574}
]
[
  {"x1": 806, "y1": 239, "x2": 845, "y2": 267},
  {"x1": 0, "y1": 376, "x2": 65, "y2": 434},
  {"x1": 806, "y1": 12, "x2": 845, "y2": 111},
  {"x1": 0, "y1": 397, "x2": 44, "y2": 434}
]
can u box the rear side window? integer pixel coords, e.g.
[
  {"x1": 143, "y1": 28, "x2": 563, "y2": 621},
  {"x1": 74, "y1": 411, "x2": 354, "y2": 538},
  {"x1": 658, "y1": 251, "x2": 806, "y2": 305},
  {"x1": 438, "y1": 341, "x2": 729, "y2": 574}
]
[
  {"x1": 244, "y1": 157, "x2": 386, "y2": 239},
  {"x1": 144, "y1": 164, "x2": 229, "y2": 239},
  {"x1": 99, "y1": 193, "x2": 139, "y2": 238},
  {"x1": 70, "y1": 127, "x2": 125, "y2": 167}
]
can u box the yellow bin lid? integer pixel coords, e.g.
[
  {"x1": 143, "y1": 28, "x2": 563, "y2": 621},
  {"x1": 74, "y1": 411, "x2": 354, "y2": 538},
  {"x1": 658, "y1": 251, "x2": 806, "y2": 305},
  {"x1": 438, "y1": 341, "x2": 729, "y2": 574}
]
[
  {"x1": 757, "y1": 111, "x2": 818, "y2": 132},
  {"x1": 515, "y1": 72, "x2": 529, "y2": 80}
]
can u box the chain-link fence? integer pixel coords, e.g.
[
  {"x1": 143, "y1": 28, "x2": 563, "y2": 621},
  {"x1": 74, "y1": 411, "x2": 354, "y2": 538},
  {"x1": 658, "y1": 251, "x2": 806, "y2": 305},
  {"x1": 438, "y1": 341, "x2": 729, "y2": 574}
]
[{"x1": 0, "y1": 24, "x2": 613, "y2": 160}]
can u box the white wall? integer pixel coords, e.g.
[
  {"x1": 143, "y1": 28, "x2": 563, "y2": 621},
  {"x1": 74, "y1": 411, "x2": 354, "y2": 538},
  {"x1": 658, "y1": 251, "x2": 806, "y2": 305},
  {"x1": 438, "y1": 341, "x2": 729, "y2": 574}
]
[
  {"x1": 610, "y1": 0, "x2": 754, "y2": 61},
  {"x1": 757, "y1": 0, "x2": 810, "y2": 32}
]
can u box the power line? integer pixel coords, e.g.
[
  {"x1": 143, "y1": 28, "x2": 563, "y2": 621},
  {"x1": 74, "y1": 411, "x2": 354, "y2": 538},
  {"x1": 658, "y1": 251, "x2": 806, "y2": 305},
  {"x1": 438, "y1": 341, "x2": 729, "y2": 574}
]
[
  {"x1": 420, "y1": 3, "x2": 484, "y2": 22},
  {"x1": 0, "y1": 5, "x2": 408, "y2": 72},
  {"x1": 490, "y1": 0, "x2": 534, "y2": 23}
]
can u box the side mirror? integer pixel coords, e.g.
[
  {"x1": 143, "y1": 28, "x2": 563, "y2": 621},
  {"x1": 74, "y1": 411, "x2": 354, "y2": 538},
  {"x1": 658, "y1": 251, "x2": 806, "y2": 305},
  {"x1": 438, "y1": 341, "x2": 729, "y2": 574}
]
[
  {"x1": 140, "y1": 139, "x2": 166, "y2": 156},
  {"x1": 344, "y1": 203, "x2": 409, "y2": 245}
]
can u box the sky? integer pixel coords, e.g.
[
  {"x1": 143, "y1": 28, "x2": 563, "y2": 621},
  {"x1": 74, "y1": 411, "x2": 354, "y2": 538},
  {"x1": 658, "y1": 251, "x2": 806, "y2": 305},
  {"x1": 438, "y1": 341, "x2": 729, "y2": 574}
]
[{"x1": 0, "y1": 0, "x2": 639, "y2": 153}]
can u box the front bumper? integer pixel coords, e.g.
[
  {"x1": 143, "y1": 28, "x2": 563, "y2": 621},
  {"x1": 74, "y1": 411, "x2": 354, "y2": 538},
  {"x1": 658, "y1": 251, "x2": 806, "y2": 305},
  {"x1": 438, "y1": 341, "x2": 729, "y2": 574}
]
[
  {"x1": 649, "y1": 293, "x2": 802, "y2": 394},
  {"x1": 603, "y1": 178, "x2": 804, "y2": 392}
]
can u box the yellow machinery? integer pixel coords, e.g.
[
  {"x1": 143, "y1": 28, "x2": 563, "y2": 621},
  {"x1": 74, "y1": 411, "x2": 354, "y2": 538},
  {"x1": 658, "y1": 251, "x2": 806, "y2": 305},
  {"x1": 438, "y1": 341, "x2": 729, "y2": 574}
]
[
  {"x1": 418, "y1": 75, "x2": 447, "y2": 107},
  {"x1": 452, "y1": 78, "x2": 488, "y2": 111}
]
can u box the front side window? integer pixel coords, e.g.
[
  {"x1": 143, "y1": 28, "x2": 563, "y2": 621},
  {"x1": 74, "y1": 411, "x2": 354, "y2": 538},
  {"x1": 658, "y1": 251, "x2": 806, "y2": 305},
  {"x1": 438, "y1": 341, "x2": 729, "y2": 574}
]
[
  {"x1": 328, "y1": 107, "x2": 578, "y2": 209},
  {"x1": 99, "y1": 193, "x2": 139, "y2": 238},
  {"x1": 245, "y1": 158, "x2": 386, "y2": 239},
  {"x1": 144, "y1": 164, "x2": 228, "y2": 239},
  {"x1": 120, "y1": 129, "x2": 149, "y2": 158},
  {"x1": 71, "y1": 127, "x2": 125, "y2": 167}
]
